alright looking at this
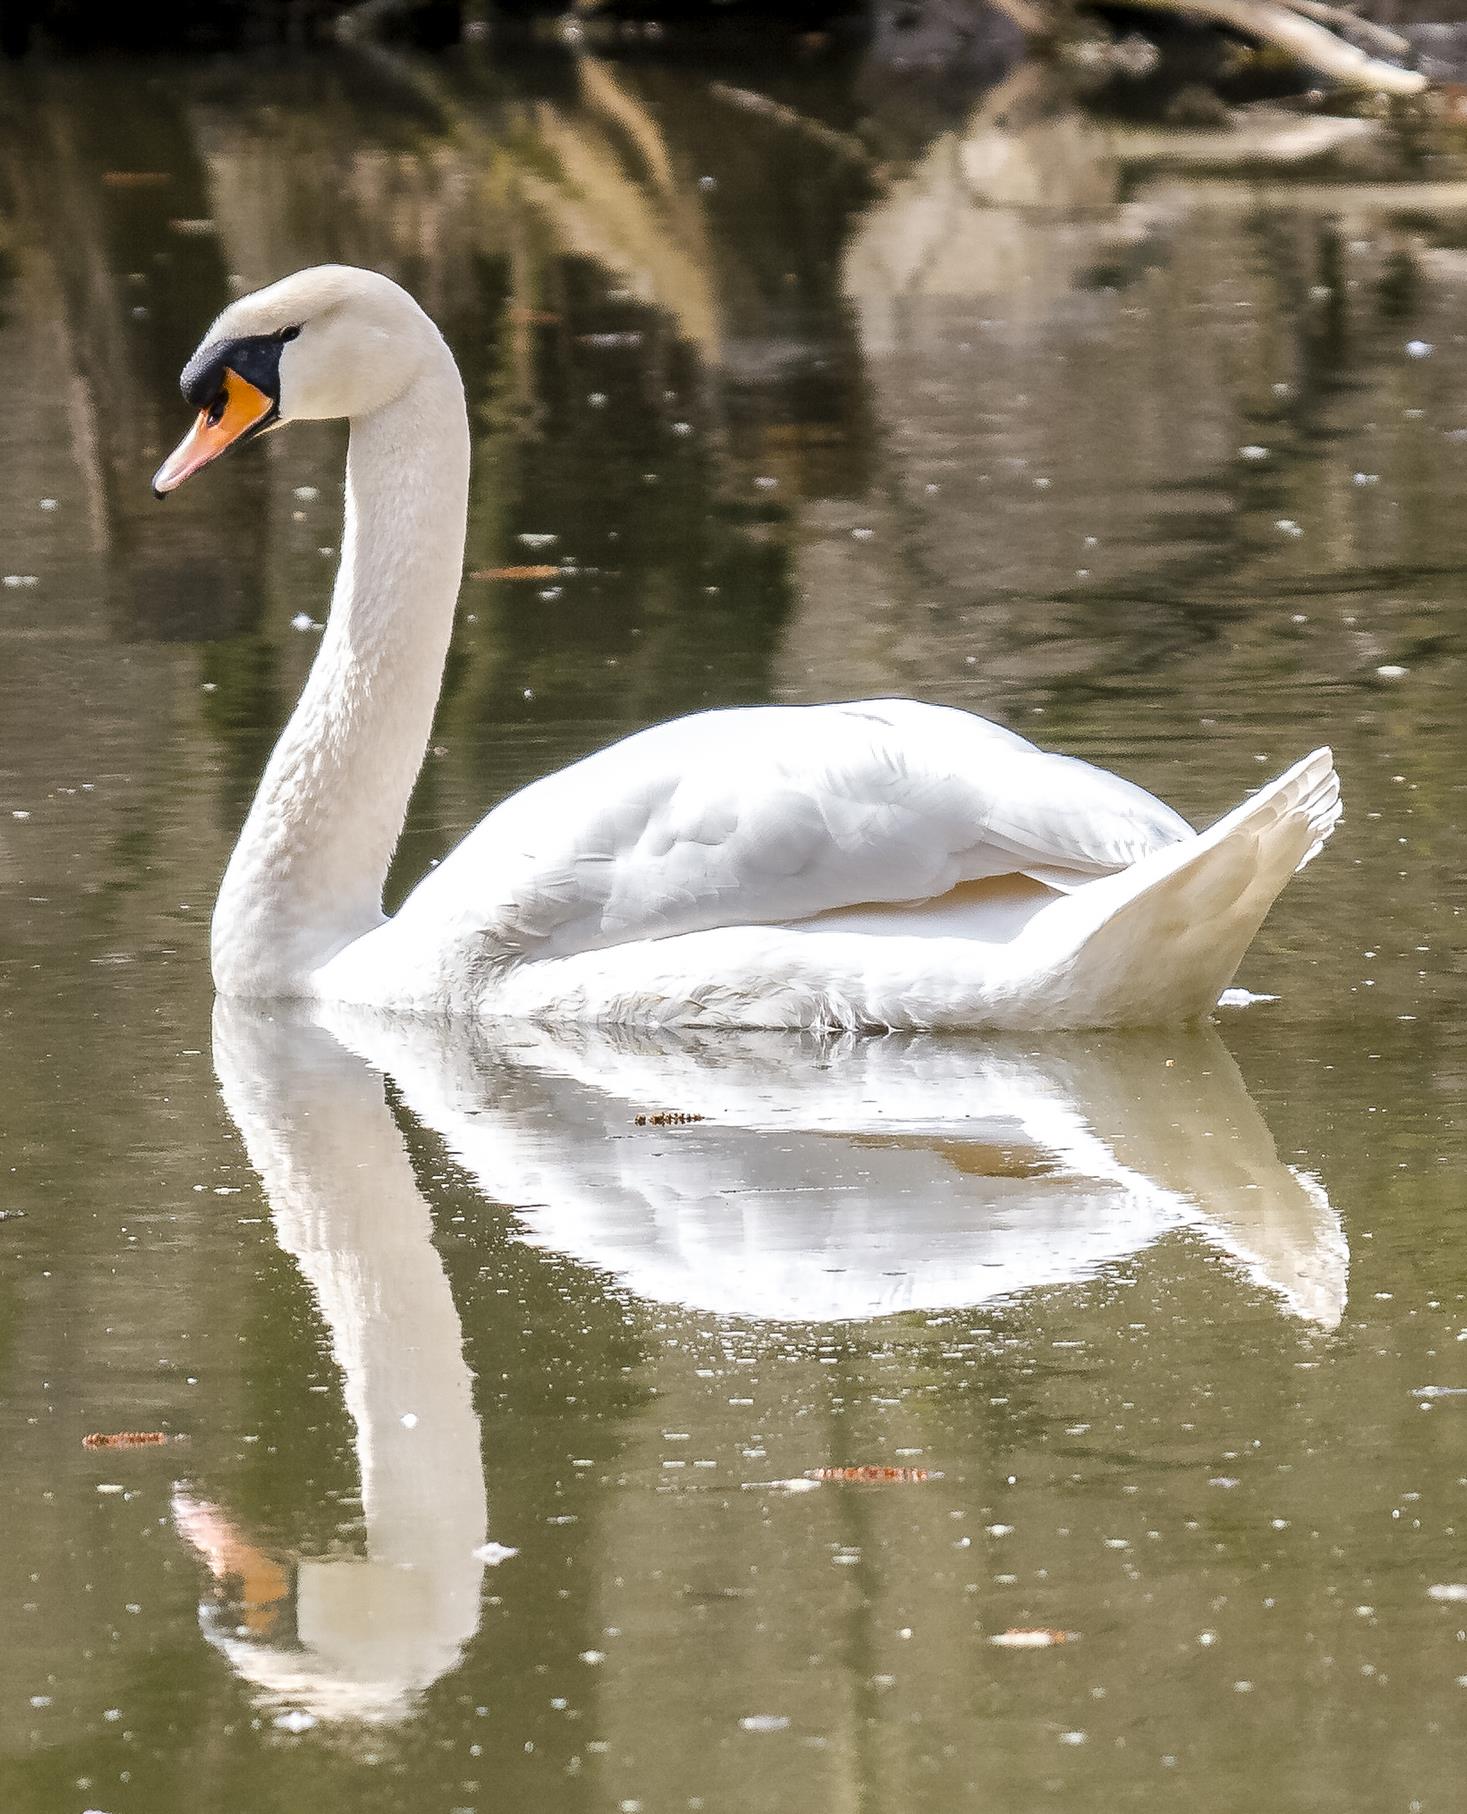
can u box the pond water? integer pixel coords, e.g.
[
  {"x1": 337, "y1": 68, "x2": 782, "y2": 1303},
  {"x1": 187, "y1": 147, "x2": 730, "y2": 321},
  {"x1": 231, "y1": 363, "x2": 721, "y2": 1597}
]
[{"x1": 2, "y1": 37, "x2": 1467, "y2": 1814}]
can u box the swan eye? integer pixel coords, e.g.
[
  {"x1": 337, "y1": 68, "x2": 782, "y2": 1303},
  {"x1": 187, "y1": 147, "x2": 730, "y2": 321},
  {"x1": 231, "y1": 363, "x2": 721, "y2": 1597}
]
[
  {"x1": 206, "y1": 390, "x2": 228, "y2": 427},
  {"x1": 276, "y1": 325, "x2": 300, "y2": 344}
]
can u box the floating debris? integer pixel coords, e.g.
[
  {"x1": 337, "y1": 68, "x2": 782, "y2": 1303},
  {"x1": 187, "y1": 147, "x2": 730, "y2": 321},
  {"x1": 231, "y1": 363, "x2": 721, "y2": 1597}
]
[
  {"x1": 633, "y1": 1110, "x2": 706, "y2": 1127},
  {"x1": 808, "y1": 1465, "x2": 929, "y2": 1484},
  {"x1": 469, "y1": 566, "x2": 560, "y2": 582},
  {"x1": 472, "y1": 1541, "x2": 520, "y2": 1566},
  {"x1": 83, "y1": 1431, "x2": 172, "y2": 1449},
  {"x1": 739, "y1": 1714, "x2": 790, "y2": 1732},
  {"x1": 1428, "y1": 1583, "x2": 1467, "y2": 1602},
  {"x1": 988, "y1": 1628, "x2": 1079, "y2": 1648}
]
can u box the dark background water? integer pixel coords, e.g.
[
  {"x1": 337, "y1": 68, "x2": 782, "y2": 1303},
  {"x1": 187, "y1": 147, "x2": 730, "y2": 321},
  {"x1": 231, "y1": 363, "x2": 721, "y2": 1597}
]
[{"x1": 2, "y1": 34, "x2": 1466, "y2": 1814}]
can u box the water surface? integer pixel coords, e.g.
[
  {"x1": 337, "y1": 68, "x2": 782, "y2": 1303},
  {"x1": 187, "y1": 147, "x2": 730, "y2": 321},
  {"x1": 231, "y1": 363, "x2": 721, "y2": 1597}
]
[{"x1": 2, "y1": 41, "x2": 1466, "y2": 1814}]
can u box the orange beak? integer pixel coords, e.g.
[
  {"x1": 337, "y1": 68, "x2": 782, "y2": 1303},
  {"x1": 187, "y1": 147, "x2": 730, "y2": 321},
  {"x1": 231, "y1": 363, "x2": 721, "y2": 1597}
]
[{"x1": 152, "y1": 369, "x2": 274, "y2": 497}]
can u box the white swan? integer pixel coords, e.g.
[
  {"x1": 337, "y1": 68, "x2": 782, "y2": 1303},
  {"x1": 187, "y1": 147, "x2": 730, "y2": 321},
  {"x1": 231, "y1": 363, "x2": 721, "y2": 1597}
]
[{"x1": 156, "y1": 265, "x2": 1341, "y2": 1030}]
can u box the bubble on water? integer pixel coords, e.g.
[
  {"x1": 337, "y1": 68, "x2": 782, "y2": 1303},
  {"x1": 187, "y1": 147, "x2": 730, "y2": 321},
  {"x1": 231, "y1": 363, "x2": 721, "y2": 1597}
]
[{"x1": 739, "y1": 1714, "x2": 790, "y2": 1732}]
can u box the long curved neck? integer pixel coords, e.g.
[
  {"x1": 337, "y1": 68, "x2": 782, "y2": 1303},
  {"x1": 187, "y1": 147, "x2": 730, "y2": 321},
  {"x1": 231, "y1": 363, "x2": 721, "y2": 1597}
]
[{"x1": 212, "y1": 345, "x2": 469, "y2": 997}]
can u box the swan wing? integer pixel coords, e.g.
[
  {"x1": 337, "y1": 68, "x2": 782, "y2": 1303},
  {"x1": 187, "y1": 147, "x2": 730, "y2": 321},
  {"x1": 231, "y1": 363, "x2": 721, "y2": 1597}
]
[{"x1": 397, "y1": 700, "x2": 1191, "y2": 962}]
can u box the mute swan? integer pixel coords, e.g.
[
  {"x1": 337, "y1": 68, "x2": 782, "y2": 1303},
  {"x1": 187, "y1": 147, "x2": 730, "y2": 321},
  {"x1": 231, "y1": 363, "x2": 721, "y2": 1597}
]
[{"x1": 155, "y1": 265, "x2": 1341, "y2": 1030}]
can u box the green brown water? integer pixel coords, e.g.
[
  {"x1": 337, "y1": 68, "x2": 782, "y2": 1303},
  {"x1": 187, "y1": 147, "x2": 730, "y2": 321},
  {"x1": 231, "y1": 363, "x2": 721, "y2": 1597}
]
[{"x1": 2, "y1": 42, "x2": 1467, "y2": 1814}]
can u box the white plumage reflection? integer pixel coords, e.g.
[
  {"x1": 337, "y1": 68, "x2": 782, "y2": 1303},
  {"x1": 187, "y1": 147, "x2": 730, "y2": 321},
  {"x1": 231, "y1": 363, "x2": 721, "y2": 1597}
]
[{"x1": 175, "y1": 1003, "x2": 1342, "y2": 1723}]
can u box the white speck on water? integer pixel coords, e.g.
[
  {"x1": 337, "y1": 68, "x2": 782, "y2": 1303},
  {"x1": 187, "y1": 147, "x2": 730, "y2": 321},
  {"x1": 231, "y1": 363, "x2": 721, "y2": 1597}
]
[
  {"x1": 740, "y1": 1715, "x2": 790, "y2": 1732},
  {"x1": 1353, "y1": 472, "x2": 1379, "y2": 486},
  {"x1": 2, "y1": 574, "x2": 40, "y2": 587},
  {"x1": 517, "y1": 533, "x2": 557, "y2": 548},
  {"x1": 1059, "y1": 1731, "x2": 1087, "y2": 1745},
  {"x1": 292, "y1": 485, "x2": 319, "y2": 501},
  {"x1": 96, "y1": 1484, "x2": 124, "y2": 1495},
  {"x1": 1198, "y1": 1630, "x2": 1217, "y2": 1646},
  {"x1": 1407, "y1": 340, "x2": 1434, "y2": 358},
  {"x1": 1210, "y1": 1476, "x2": 1240, "y2": 1488},
  {"x1": 472, "y1": 1541, "x2": 519, "y2": 1566},
  {"x1": 1238, "y1": 444, "x2": 1269, "y2": 461},
  {"x1": 273, "y1": 1709, "x2": 317, "y2": 1734},
  {"x1": 1413, "y1": 1386, "x2": 1467, "y2": 1398},
  {"x1": 1428, "y1": 1583, "x2": 1467, "y2": 1602},
  {"x1": 1275, "y1": 519, "x2": 1302, "y2": 536},
  {"x1": 29, "y1": 1695, "x2": 51, "y2": 1708},
  {"x1": 580, "y1": 1650, "x2": 606, "y2": 1665},
  {"x1": 102, "y1": 1708, "x2": 122, "y2": 1721},
  {"x1": 743, "y1": 1477, "x2": 820, "y2": 1494},
  {"x1": 851, "y1": 527, "x2": 875, "y2": 540},
  {"x1": 986, "y1": 1523, "x2": 1014, "y2": 1537},
  {"x1": 400, "y1": 1412, "x2": 418, "y2": 1429},
  {"x1": 290, "y1": 613, "x2": 318, "y2": 632},
  {"x1": 1376, "y1": 665, "x2": 1409, "y2": 680},
  {"x1": 39, "y1": 497, "x2": 58, "y2": 510},
  {"x1": 11, "y1": 810, "x2": 30, "y2": 821}
]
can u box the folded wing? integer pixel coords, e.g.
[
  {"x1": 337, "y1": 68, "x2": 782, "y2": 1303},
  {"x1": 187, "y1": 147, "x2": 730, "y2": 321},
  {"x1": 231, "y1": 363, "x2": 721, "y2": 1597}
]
[{"x1": 397, "y1": 699, "x2": 1193, "y2": 964}]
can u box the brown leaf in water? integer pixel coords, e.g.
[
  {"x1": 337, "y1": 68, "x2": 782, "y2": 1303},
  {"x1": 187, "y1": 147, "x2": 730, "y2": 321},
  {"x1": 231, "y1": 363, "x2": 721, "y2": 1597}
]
[
  {"x1": 83, "y1": 1430, "x2": 172, "y2": 1449},
  {"x1": 808, "y1": 1465, "x2": 929, "y2": 1484},
  {"x1": 468, "y1": 565, "x2": 560, "y2": 582}
]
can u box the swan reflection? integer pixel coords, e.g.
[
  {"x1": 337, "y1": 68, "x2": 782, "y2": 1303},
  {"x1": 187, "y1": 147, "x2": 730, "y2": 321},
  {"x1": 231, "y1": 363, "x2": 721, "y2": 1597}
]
[
  {"x1": 175, "y1": 1004, "x2": 492, "y2": 1724},
  {"x1": 327, "y1": 1009, "x2": 1345, "y2": 1331},
  {"x1": 181, "y1": 1003, "x2": 1343, "y2": 1723}
]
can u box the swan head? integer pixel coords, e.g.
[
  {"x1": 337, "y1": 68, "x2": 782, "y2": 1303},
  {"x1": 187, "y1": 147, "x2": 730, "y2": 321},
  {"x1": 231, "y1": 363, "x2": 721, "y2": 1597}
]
[{"x1": 152, "y1": 265, "x2": 439, "y2": 497}]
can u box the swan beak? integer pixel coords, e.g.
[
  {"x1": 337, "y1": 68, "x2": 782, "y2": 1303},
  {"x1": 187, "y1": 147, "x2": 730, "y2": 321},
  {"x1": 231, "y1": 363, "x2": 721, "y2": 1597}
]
[{"x1": 152, "y1": 369, "x2": 274, "y2": 497}]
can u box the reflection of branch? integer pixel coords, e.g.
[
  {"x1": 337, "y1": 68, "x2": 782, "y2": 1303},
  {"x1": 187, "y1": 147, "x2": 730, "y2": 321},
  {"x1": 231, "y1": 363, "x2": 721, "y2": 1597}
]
[
  {"x1": 707, "y1": 83, "x2": 872, "y2": 166},
  {"x1": 1285, "y1": 0, "x2": 1409, "y2": 58},
  {"x1": 1108, "y1": 0, "x2": 1425, "y2": 95}
]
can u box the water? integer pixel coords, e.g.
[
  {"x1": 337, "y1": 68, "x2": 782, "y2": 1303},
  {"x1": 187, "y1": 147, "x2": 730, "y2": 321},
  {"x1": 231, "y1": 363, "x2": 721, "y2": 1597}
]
[{"x1": 2, "y1": 39, "x2": 1467, "y2": 1814}]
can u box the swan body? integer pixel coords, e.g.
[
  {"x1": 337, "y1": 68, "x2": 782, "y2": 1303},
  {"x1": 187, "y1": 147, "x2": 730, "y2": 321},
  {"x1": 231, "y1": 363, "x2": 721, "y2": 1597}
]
[{"x1": 158, "y1": 266, "x2": 1341, "y2": 1030}]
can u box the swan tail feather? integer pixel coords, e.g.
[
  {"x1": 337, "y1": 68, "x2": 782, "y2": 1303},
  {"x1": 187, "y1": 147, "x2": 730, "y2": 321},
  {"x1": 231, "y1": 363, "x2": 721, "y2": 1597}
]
[{"x1": 1045, "y1": 749, "x2": 1340, "y2": 1026}]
